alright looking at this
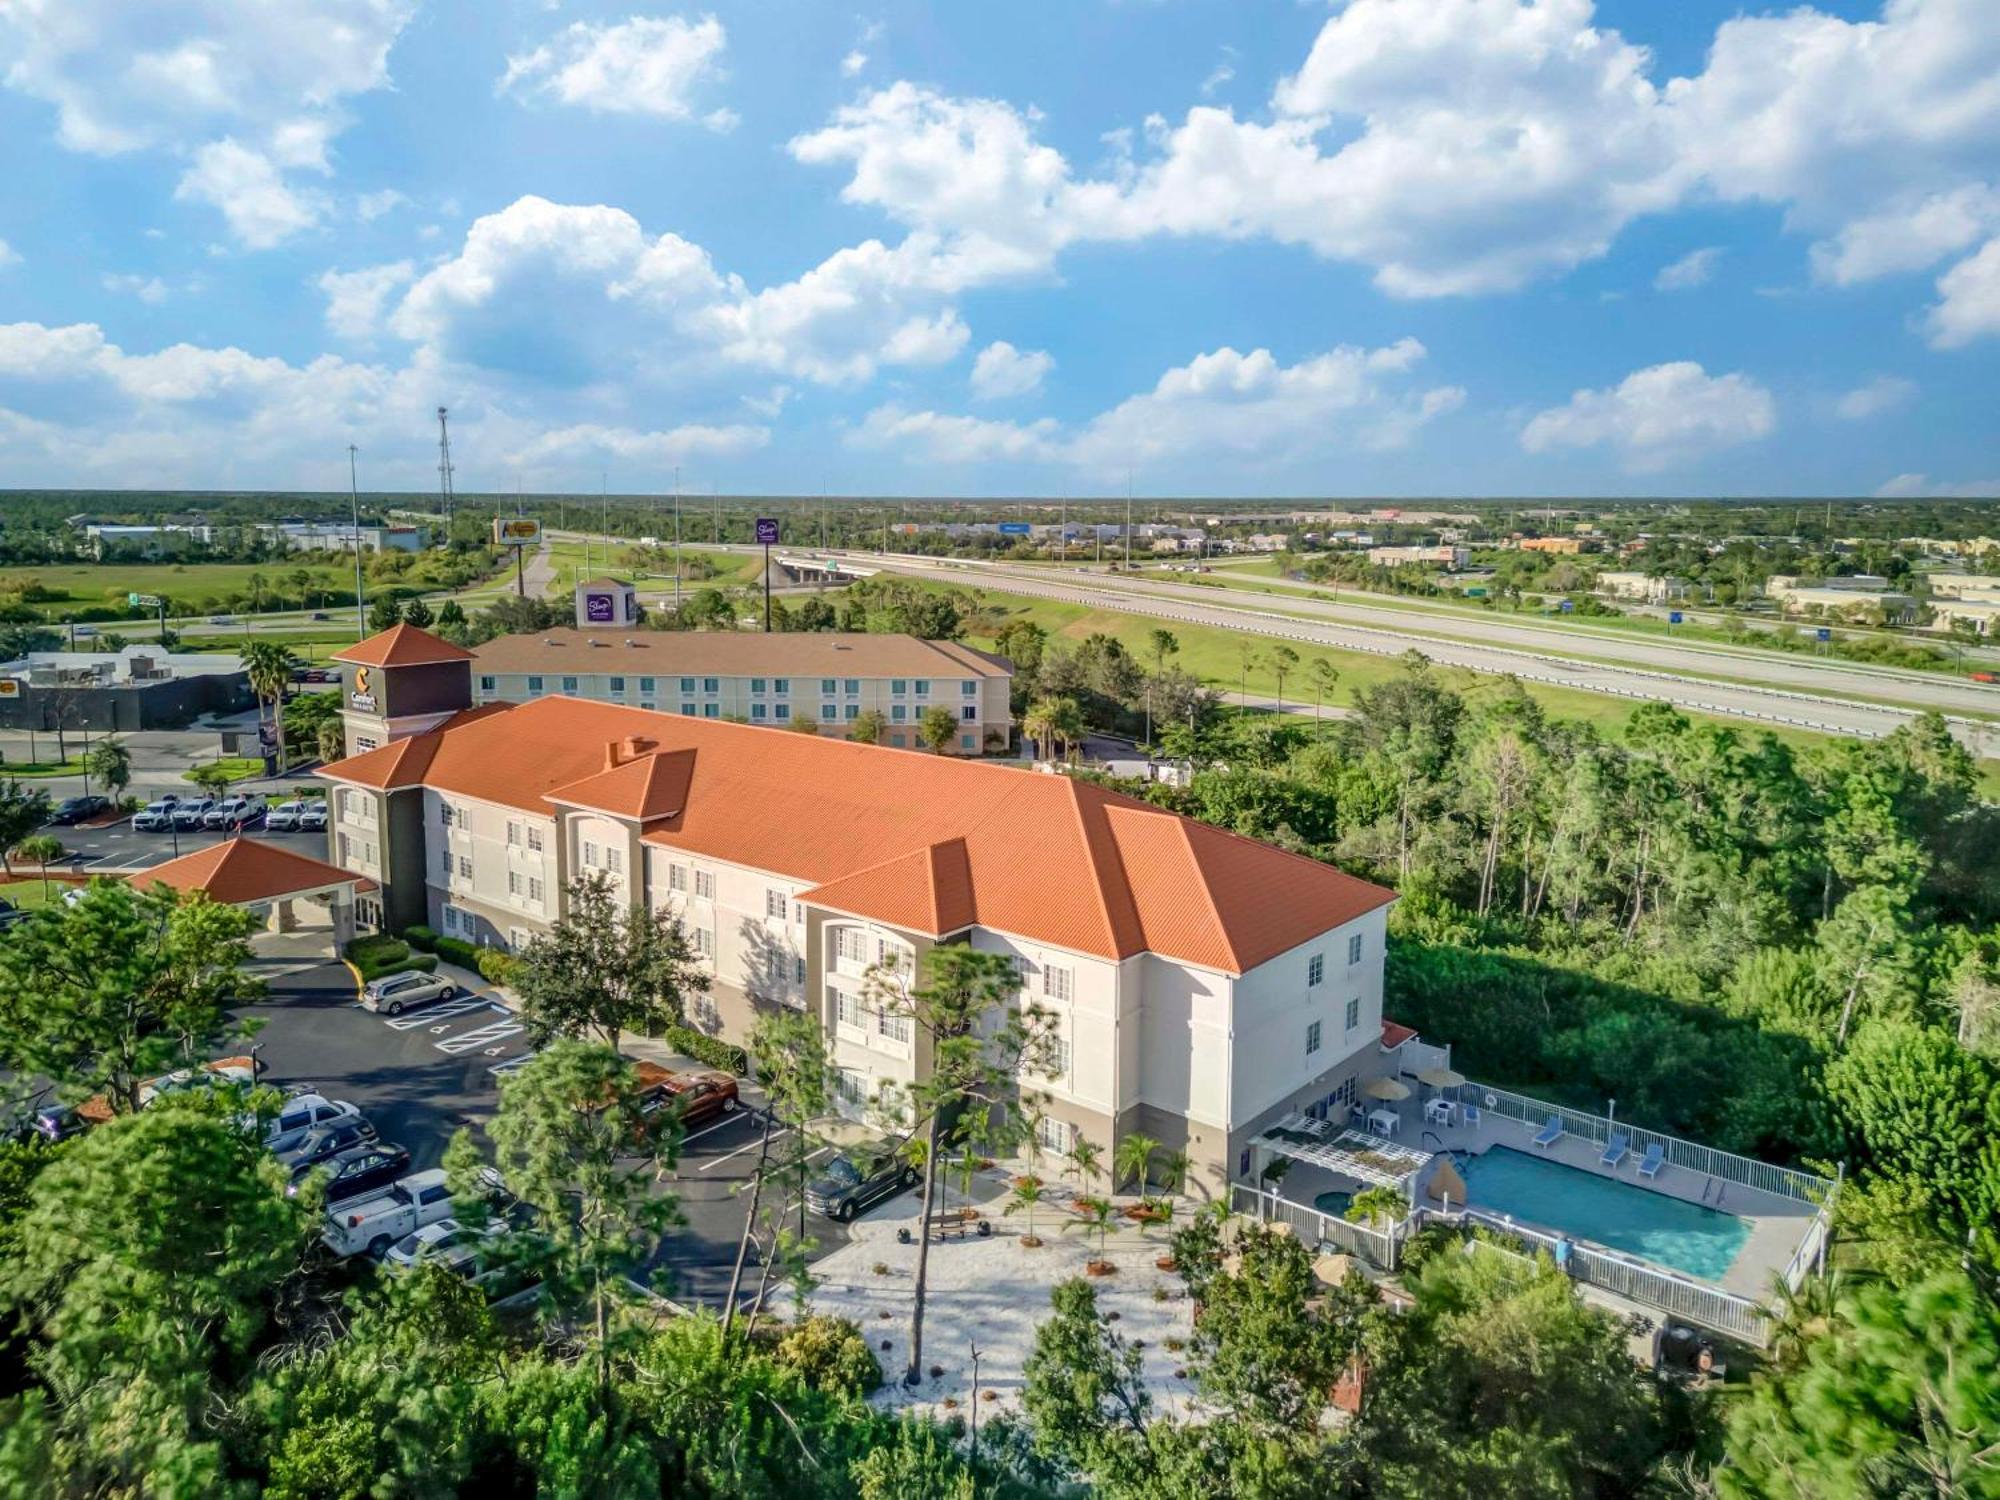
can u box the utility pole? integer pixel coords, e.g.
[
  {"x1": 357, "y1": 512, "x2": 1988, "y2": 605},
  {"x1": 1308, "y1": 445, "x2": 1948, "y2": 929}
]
[
  {"x1": 673, "y1": 465, "x2": 683, "y2": 609},
  {"x1": 348, "y1": 444, "x2": 367, "y2": 639},
  {"x1": 1125, "y1": 473, "x2": 1133, "y2": 568},
  {"x1": 435, "y1": 407, "x2": 455, "y2": 533},
  {"x1": 600, "y1": 467, "x2": 609, "y2": 558}
]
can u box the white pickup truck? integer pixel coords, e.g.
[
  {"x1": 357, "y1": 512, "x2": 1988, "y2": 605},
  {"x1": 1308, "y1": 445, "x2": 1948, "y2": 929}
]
[{"x1": 320, "y1": 1168, "x2": 456, "y2": 1258}]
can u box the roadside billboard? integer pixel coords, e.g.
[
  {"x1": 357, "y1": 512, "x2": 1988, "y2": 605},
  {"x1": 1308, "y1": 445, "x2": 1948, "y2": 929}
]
[
  {"x1": 755, "y1": 517, "x2": 781, "y2": 545},
  {"x1": 493, "y1": 517, "x2": 543, "y2": 546}
]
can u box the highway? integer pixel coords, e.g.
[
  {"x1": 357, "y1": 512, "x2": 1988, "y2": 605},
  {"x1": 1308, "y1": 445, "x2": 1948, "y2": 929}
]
[{"x1": 854, "y1": 552, "x2": 1998, "y2": 752}]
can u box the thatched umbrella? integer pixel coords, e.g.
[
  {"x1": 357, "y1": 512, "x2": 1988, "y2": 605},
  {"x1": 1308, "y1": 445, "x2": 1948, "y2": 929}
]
[{"x1": 1362, "y1": 1076, "x2": 1411, "y2": 1102}]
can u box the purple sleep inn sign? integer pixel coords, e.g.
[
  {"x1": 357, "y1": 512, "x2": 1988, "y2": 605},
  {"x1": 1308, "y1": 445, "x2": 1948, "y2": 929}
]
[
  {"x1": 755, "y1": 517, "x2": 780, "y2": 545},
  {"x1": 585, "y1": 592, "x2": 616, "y2": 623}
]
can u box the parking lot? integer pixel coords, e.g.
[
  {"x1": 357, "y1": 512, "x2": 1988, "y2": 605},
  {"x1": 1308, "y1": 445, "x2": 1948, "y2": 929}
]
[
  {"x1": 62, "y1": 813, "x2": 331, "y2": 874},
  {"x1": 237, "y1": 958, "x2": 864, "y2": 1307}
]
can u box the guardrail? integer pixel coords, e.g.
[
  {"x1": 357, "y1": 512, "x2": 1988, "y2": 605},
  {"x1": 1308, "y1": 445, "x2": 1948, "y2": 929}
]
[
  {"x1": 1445, "y1": 1080, "x2": 1831, "y2": 1206},
  {"x1": 1229, "y1": 1182, "x2": 1404, "y2": 1270}
]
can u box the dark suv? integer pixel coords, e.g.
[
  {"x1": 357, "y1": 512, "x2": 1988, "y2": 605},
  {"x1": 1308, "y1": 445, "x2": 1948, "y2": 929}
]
[
  {"x1": 307, "y1": 1143, "x2": 415, "y2": 1207},
  {"x1": 805, "y1": 1145, "x2": 917, "y2": 1223}
]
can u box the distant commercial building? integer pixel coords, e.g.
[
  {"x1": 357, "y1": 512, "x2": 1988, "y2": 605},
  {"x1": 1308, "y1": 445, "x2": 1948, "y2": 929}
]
[
  {"x1": 1595, "y1": 571, "x2": 1690, "y2": 603},
  {"x1": 1766, "y1": 578, "x2": 1918, "y2": 623},
  {"x1": 1924, "y1": 572, "x2": 2000, "y2": 601},
  {"x1": 1367, "y1": 545, "x2": 1470, "y2": 570},
  {"x1": 1931, "y1": 599, "x2": 2000, "y2": 637},
  {"x1": 261, "y1": 522, "x2": 429, "y2": 554},
  {"x1": 1516, "y1": 537, "x2": 1586, "y2": 555},
  {"x1": 452, "y1": 629, "x2": 1014, "y2": 755},
  {"x1": 0, "y1": 646, "x2": 252, "y2": 730},
  {"x1": 81, "y1": 522, "x2": 215, "y2": 558}
]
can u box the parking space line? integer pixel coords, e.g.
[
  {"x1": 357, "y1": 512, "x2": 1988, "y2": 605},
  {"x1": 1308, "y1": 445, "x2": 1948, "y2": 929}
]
[
  {"x1": 695, "y1": 1118, "x2": 789, "y2": 1171},
  {"x1": 487, "y1": 1052, "x2": 538, "y2": 1077},
  {"x1": 436, "y1": 1020, "x2": 525, "y2": 1056},
  {"x1": 380, "y1": 998, "x2": 494, "y2": 1030}
]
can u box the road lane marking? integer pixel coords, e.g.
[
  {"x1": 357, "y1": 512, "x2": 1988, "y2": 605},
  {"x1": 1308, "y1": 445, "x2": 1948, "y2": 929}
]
[
  {"x1": 487, "y1": 1052, "x2": 538, "y2": 1076},
  {"x1": 695, "y1": 1117, "x2": 789, "y2": 1171},
  {"x1": 381, "y1": 998, "x2": 493, "y2": 1030},
  {"x1": 436, "y1": 1020, "x2": 525, "y2": 1055}
]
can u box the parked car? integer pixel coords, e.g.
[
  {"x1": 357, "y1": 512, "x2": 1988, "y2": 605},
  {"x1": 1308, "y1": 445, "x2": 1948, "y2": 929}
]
[
  {"x1": 278, "y1": 1115, "x2": 377, "y2": 1171},
  {"x1": 202, "y1": 795, "x2": 263, "y2": 830},
  {"x1": 321, "y1": 1168, "x2": 455, "y2": 1258},
  {"x1": 48, "y1": 794, "x2": 111, "y2": 826},
  {"x1": 172, "y1": 798, "x2": 215, "y2": 831},
  {"x1": 297, "y1": 801, "x2": 328, "y2": 832},
  {"x1": 132, "y1": 797, "x2": 180, "y2": 831},
  {"x1": 805, "y1": 1144, "x2": 918, "y2": 1223},
  {"x1": 297, "y1": 1143, "x2": 413, "y2": 1207},
  {"x1": 264, "y1": 801, "x2": 304, "y2": 832},
  {"x1": 262, "y1": 1094, "x2": 364, "y2": 1155},
  {"x1": 385, "y1": 1216, "x2": 532, "y2": 1297},
  {"x1": 29, "y1": 1101, "x2": 86, "y2": 1142},
  {"x1": 208, "y1": 615, "x2": 231, "y2": 624},
  {"x1": 360, "y1": 970, "x2": 458, "y2": 1017},
  {"x1": 308, "y1": 612, "x2": 330, "y2": 623},
  {"x1": 139, "y1": 1055, "x2": 260, "y2": 1109},
  {"x1": 0, "y1": 896, "x2": 27, "y2": 930},
  {"x1": 640, "y1": 1070, "x2": 740, "y2": 1131}
]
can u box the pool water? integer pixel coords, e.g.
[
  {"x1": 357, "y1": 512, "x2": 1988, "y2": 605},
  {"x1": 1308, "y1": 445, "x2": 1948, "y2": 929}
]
[
  {"x1": 1312, "y1": 1189, "x2": 1354, "y2": 1218},
  {"x1": 1458, "y1": 1146, "x2": 1751, "y2": 1283}
]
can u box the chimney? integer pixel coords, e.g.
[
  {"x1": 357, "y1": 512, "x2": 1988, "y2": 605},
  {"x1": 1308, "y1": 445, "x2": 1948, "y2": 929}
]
[{"x1": 604, "y1": 735, "x2": 656, "y2": 769}]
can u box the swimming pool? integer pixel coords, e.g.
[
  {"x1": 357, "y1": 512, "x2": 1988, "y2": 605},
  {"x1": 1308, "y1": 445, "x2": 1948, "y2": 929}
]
[{"x1": 1457, "y1": 1146, "x2": 1750, "y2": 1283}]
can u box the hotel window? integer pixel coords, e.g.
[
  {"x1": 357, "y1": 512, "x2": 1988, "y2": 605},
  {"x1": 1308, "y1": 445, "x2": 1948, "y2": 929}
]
[
  {"x1": 561, "y1": 676, "x2": 577, "y2": 695},
  {"x1": 438, "y1": 850, "x2": 450, "y2": 879},
  {"x1": 510, "y1": 927, "x2": 532, "y2": 952},
  {"x1": 844, "y1": 678, "x2": 860, "y2": 694},
  {"x1": 836, "y1": 1068, "x2": 868, "y2": 1105},
  {"x1": 836, "y1": 990, "x2": 862, "y2": 1029},
  {"x1": 353, "y1": 737, "x2": 378, "y2": 753},
  {"x1": 751, "y1": 703, "x2": 768, "y2": 721},
  {"x1": 793, "y1": 954, "x2": 807, "y2": 984},
  {"x1": 961, "y1": 680, "x2": 977, "y2": 696},
  {"x1": 669, "y1": 863, "x2": 687, "y2": 893},
  {"x1": 528, "y1": 877, "x2": 545, "y2": 903},
  {"x1": 750, "y1": 678, "x2": 766, "y2": 694},
  {"x1": 681, "y1": 702, "x2": 696, "y2": 716},
  {"x1": 527, "y1": 825, "x2": 544, "y2": 852},
  {"x1": 773, "y1": 679, "x2": 789, "y2": 696},
  {"x1": 878, "y1": 1009, "x2": 912, "y2": 1045},
  {"x1": 836, "y1": 927, "x2": 870, "y2": 965},
  {"x1": 890, "y1": 733, "x2": 904, "y2": 747},
  {"x1": 639, "y1": 677, "x2": 655, "y2": 694},
  {"x1": 891, "y1": 679, "x2": 907, "y2": 695},
  {"x1": 1348, "y1": 933, "x2": 1364, "y2": 965},
  {"x1": 913, "y1": 679, "x2": 929, "y2": 697},
  {"x1": 775, "y1": 704, "x2": 790, "y2": 721},
  {"x1": 821, "y1": 678, "x2": 837, "y2": 694},
  {"x1": 765, "y1": 889, "x2": 787, "y2": 919},
  {"x1": 456, "y1": 855, "x2": 472, "y2": 880},
  {"x1": 960, "y1": 735, "x2": 975, "y2": 751},
  {"x1": 1036, "y1": 1115, "x2": 1072, "y2": 1153},
  {"x1": 337, "y1": 832, "x2": 352, "y2": 864},
  {"x1": 692, "y1": 927, "x2": 714, "y2": 958},
  {"x1": 680, "y1": 677, "x2": 696, "y2": 693},
  {"x1": 702, "y1": 677, "x2": 719, "y2": 694},
  {"x1": 582, "y1": 841, "x2": 599, "y2": 868},
  {"x1": 1345, "y1": 997, "x2": 1361, "y2": 1032},
  {"x1": 1308, "y1": 953, "x2": 1324, "y2": 987},
  {"x1": 891, "y1": 704, "x2": 907, "y2": 722},
  {"x1": 844, "y1": 704, "x2": 860, "y2": 721},
  {"x1": 1012, "y1": 954, "x2": 1035, "y2": 992},
  {"x1": 527, "y1": 675, "x2": 543, "y2": 694},
  {"x1": 1044, "y1": 1035, "x2": 1072, "y2": 1078},
  {"x1": 442, "y1": 906, "x2": 462, "y2": 935},
  {"x1": 480, "y1": 675, "x2": 496, "y2": 693},
  {"x1": 439, "y1": 802, "x2": 457, "y2": 830},
  {"x1": 508, "y1": 871, "x2": 523, "y2": 897},
  {"x1": 606, "y1": 848, "x2": 623, "y2": 876},
  {"x1": 1043, "y1": 964, "x2": 1074, "y2": 1003},
  {"x1": 506, "y1": 820, "x2": 521, "y2": 847},
  {"x1": 694, "y1": 869, "x2": 716, "y2": 900},
  {"x1": 609, "y1": 677, "x2": 625, "y2": 694},
  {"x1": 1306, "y1": 1020, "x2": 1322, "y2": 1055},
  {"x1": 960, "y1": 705, "x2": 977, "y2": 722},
  {"x1": 703, "y1": 703, "x2": 720, "y2": 718},
  {"x1": 821, "y1": 702, "x2": 837, "y2": 720}
]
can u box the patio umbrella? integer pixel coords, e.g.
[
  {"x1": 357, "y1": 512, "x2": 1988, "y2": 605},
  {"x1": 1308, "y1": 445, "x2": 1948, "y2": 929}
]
[
  {"x1": 1312, "y1": 1252, "x2": 1356, "y2": 1286},
  {"x1": 1416, "y1": 1066, "x2": 1465, "y2": 1089},
  {"x1": 1362, "y1": 1076, "x2": 1411, "y2": 1102}
]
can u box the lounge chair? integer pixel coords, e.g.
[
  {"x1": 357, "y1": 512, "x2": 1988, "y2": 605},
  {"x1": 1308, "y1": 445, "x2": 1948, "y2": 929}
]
[
  {"x1": 1599, "y1": 1131, "x2": 1630, "y2": 1168},
  {"x1": 1462, "y1": 1104, "x2": 1481, "y2": 1129},
  {"x1": 1531, "y1": 1115, "x2": 1563, "y2": 1149},
  {"x1": 1637, "y1": 1142, "x2": 1665, "y2": 1179}
]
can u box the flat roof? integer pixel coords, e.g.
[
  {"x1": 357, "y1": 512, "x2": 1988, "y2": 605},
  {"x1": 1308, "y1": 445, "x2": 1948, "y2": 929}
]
[{"x1": 469, "y1": 629, "x2": 1012, "y2": 679}]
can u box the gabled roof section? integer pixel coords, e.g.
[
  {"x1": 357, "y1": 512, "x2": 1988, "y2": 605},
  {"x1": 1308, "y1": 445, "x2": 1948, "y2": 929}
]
[
  {"x1": 129, "y1": 838, "x2": 377, "y2": 905},
  {"x1": 318, "y1": 732, "x2": 443, "y2": 791},
  {"x1": 546, "y1": 748, "x2": 695, "y2": 823},
  {"x1": 802, "y1": 837, "x2": 975, "y2": 937},
  {"x1": 333, "y1": 622, "x2": 475, "y2": 668}
]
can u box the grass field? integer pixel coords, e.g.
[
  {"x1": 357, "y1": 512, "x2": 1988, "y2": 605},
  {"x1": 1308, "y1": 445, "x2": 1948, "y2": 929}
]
[
  {"x1": 0, "y1": 878, "x2": 65, "y2": 909},
  {"x1": 540, "y1": 540, "x2": 762, "y2": 599},
  {"x1": 0, "y1": 560, "x2": 364, "y2": 619}
]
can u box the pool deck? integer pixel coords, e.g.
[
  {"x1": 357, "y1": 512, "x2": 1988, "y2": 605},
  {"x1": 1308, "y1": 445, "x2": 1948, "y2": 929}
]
[{"x1": 1365, "y1": 1100, "x2": 1815, "y2": 1300}]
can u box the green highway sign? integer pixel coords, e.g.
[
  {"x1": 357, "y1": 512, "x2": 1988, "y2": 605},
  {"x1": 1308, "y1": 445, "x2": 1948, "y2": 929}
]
[{"x1": 128, "y1": 592, "x2": 162, "y2": 607}]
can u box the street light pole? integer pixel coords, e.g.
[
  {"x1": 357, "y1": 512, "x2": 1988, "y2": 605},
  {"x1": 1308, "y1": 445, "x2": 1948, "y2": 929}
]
[{"x1": 348, "y1": 445, "x2": 367, "y2": 639}]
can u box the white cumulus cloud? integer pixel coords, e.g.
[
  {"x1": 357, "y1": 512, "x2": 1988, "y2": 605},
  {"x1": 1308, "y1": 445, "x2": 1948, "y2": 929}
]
[
  {"x1": 969, "y1": 341, "x2": 1052, "y2": 399},
  {"x1": 1655, "y1": 247, "x2": 1721, "y2": 291},
  {"x1": 1835, "y1": 375, "x2": 1917, "y2": 420},
  {"x1": 174, "y1": 139, "x2": 325, "y2": 249},
  {"x1": 1924, "y1": 237, "x2": 2000, "y2": 349},
  {"x1": 1875, "y1": 472, "x2": 2000, "y2": 498},
  {"x1": 1521, "y1": 361, "x2": 1776, "y2": 470},
  {"x1": 501, "y1": 16, "x2": 731, "y2": 124},
  {"x1": 318, "y1": 261, "x2": 417, "y2": 341}
]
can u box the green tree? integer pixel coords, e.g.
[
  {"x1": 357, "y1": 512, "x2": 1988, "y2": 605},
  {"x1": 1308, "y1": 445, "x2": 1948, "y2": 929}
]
[
  {"x1": 487, "y1": 1040, "x2": 682, "y2": 1394},
  {"x1": 850, "y1": 1419, "x2": 977, "y2": 1500},
  {"x1": 189, "y1": 760, "x2": 234, "y2": 799},
  {"x1": 14, "y1": 833, "x2": 62, "y2": 902},
  {"x1": 917, "y1": 704, "x2": 959, "y2": 754},
  {"x1": 514, "y1": 870, "x2": 709, "y2": 1056},
  {"x1": 1268, "y1": 644, "x2": 1299, "y2": 710},
  {"x1": 1345, "y1": 1185, "x2": 1407, "y2": 1229},
  {"x1": 1064, "y1": 1195, "x2": 1120, "y2": 1265},
  {"x1": 1063, "y1": 1134, "x2": 1103, "y2": 1192},
  {"x1": 401, "y1": 595, "x2": 434, "y2": 628},
  {"x1": 724, "y1": 1010, "x2": 832, "y2": 1335},
  {"x1": 849, "y1": 708, "x2": 885, "y2": 746},
  {"x1": 1721, "y1": 1269, "x2": 2000, "y2": 1499},
  {"x1": 0, "y1": 1102, "x2": 309, "y2": 1493},
  {"x1": 0, "y1": 882, "x2": 259, "y2": 1115},
  {"x1": 1022, "y1": 1277, "x2": 1153, "y2": 1492},
  {"x1": 240, "y1": 640, "x2": 298, "y2": 773},
  {"x1": 865, "y1": 944, "x2": 1056, "y2": 1386},
  {"x1": 1113, "y1": 1131, "x2": 1157, "y2": 1195},
  {"x1": 1005, "y1": 1173, "x2": 1048, "y2": 1244},
  {"x1": 434, "y1": 597, "x2": 468, "y2": 642},
  {"x1": 0, "y1": 780, "x2": 52, "y2": 877},
  {"x1": 1308, "y1": 658, "x2": 1340, "y2": 736},
  {"x1": 367, "y1": 594, "x2": 403, "y2": 631},
  {"x1": 82, "y1": 736, "x2": 132, "y2": 800}
]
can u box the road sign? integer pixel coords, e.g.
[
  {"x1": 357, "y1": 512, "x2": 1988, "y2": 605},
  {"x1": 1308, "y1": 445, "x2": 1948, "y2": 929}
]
[
  {"x1": 1668, "y1": 610, "x2": 1683, "y2": 624},
  {"x1": 1558, "y1": 599, "x2": 1575, "y2": 613},
  {"x1": 1816, "y1": 627, "x2": 1832, "y2": 642},
  {"x1": 127, "y1": 592, "x2": 161, "y2": 608},
  {"x1": 754, "y1": 517, "x2": 780, "y2": 545},
  {"x1": 492, "y1": 517, "x2": 542, "y2": 546},
  {"x1": 998, "y1": 521, "x2": 1032, "y2": 535}
]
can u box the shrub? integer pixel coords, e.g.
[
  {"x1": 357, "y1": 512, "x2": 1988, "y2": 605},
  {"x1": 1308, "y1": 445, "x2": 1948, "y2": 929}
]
[
  {"x1": 771, "y1": 1315, "x2": 882, "y2": 1398},
  {"x1": 343, "y1": 934, "x2": 439, "y2": 982},
  {"x1": 665, "y1": 1024, "x2": 748, "y2": 1075},
  {"x1": 402, "y1": 925, "x2": 440, "y2": 951},
  {"x1": 476, "y1": 949, "x2": 524, "y2": 988}
]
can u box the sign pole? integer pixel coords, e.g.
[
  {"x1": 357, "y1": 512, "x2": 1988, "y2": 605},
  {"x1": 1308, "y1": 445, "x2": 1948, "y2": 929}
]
[{"x1": 755, "y1": 517, "x2": 779, "y2": 631}]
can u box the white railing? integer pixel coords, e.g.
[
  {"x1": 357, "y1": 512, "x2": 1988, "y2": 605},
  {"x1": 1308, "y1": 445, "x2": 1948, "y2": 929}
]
[
  {"x1": 1399, "y1": 1039, "x2": 1452, "y2": 1076},
  {"x1": 1447, "y1": 1080, "x2": 1831, "y2": 1205},
  {"x1": 1776, "y1": 1172, "x2": 1839, "y2": 1294},
  {"x1": 1447, "y1": 1207, "x2": 1769, "y2": 1345},
  {"x1": 1230, "y1": 1183, "x2": 1404, "y2": 1270}
]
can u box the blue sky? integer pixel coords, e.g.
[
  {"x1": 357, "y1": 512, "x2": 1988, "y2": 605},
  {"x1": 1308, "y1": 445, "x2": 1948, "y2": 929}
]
[{"x1": 0, "y1": 0, "x2": 1995, "y2": 498}]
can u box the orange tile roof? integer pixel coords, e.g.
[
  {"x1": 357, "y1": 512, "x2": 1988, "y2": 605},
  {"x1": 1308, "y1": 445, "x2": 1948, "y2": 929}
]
[
  {"x1": 1381, "y1": 1020, "x2": 1418, "y2": 1050},
  {"x1": 128, "y1": 837, "x2": 377, "y2": 905},
  {"x1": 468, "y1": 629, "x2": 1012, "y2": 679},
  {"x1": 318, "y1": 696, "x2": 1394, "y2": 972},
  {"x1": 333, "y1": 622, "x2": 476, "y2": 668},
  {"x1": 547, "y1": 745, "x2": 695, "y2": 822}
]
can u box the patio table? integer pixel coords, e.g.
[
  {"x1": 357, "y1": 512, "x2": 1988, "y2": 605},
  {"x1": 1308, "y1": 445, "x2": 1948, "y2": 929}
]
[
  {"x1": 1424, "y1": 1097, "x2": 1456, "y2": 1127},
  {"x1": 1366, "y1": 1107, "x2": 1401, "y2": 1138}
]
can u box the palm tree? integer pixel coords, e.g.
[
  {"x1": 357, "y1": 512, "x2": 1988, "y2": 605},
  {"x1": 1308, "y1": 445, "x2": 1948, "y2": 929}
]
[
  {"x1": 1158, "y1": 1149, "x2": 1194, "y2": 1223},
  {"x1": 1063, "y1": 1135, "x2": 1103, "y2": 1192},
  {"x1": 1308, "y1": 659, "x2": 1339, "y2": 737},
  {"x1": 1235, "y1": 641, "x2": 1262, "y2": 708},
  {"x1": 1114, "y1": 1132, "x2": 1159, "y2": 1196},
  {"x1": 16, "y1": 833, "x2": 63, "y2": 903},
  {"x1": 1004, "y1": 1174, "x2": 1048, "y2": 1246},
  {"x1": 1144, "y1": 628, "x2": 1178, "y2": 747},
  {"x1": 1065, "y1": 1195, "x2": 1120, "y2": 1267},
  {"x1": 1270, "y1": 645, "x2": 1299, "y2": 711},
  {"x1": 288, "y1": 567, "x2": 314, "y2": 612},
  {"x1": 240, "y1": 641, "x2": 298, "y2": 773},
  {"x1": 1345, "y1": 1186, "x2": 1406, "y2": 1230},
  {"x1": 247, "y1": 572, "x2": 268, "y2": 613},
  {"x1": 1022, "y1": 700, "x2": 1059, "y2": 763},
  {"x1": 1047, "y1": 697, "x2": 1085, "y2": 763}
]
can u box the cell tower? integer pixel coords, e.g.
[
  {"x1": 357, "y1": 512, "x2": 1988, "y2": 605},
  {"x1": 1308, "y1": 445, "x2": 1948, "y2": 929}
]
[{"x1": 436, "y1": 406, "x2": 455, "y2": 527}]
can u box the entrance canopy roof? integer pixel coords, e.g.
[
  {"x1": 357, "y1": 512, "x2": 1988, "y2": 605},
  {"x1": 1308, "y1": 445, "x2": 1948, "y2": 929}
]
[
  {"x1": 1253, "y1": 1112, "x2": 1435, "y2": 1192},
  {"x1": 128, "y1": 838, "x2": 376, "y2": 906}
]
